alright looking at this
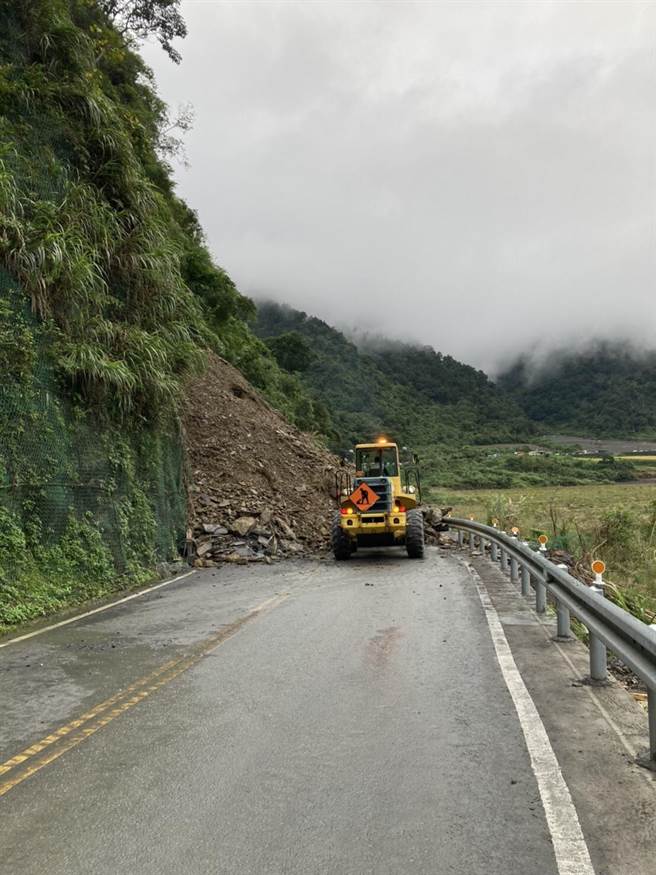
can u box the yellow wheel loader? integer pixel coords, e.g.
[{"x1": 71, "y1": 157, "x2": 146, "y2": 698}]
[{"x1": 332, "y1": 439, "x2": 424, "y2": 560}]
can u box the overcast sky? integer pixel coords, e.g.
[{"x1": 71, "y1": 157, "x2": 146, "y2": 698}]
[{"x1": 143, "y1": 1, "x2": 655, "y2": 374}]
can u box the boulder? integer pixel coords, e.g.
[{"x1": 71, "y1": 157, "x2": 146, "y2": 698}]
[
  {"x1": 202, "y1": 523, "x2": 228, "y2": 535},
  {"x1": 275, "y1": 517, "x2": 296, "y2": 540},
  {"x1": 196, "y1": 540, "x2": 214, "y2": 558},
  {"x1": 231, "y1": 516, "x2": 257, "y2": 537}
]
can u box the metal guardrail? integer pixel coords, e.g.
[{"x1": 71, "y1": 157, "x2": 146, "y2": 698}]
[{"x1": 447, "y1": 516, "x2": 656, "y2": 767}]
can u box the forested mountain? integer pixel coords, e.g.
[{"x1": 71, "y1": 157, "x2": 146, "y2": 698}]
[
  {"x1": 253, "y1": 301, "x2": 534, "y2": 449},
  {"x1": 499, "y1": 345, "x2": 656, "y2": 437}
]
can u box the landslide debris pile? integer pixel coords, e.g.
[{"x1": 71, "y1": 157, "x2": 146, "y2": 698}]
[
  {"x1": 183, "y1": 355, "x2": 343, "y2": 565},
  {"x1": 422, "y1": 507, "x2": 453, "y2": 545}
]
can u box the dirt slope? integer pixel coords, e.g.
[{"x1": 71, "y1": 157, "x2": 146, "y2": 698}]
[{"x1": 183, "y1": 354, "x2": 342, "y2": 564}]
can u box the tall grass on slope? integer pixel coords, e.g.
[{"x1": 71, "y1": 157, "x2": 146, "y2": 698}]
[{"x1": 0, "y1": 2, "x2": 210, "y2": 421}]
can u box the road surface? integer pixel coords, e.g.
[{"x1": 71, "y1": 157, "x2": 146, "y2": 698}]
[{"x1": 1, "y1": 547, "x2": 654, "y2": 874}]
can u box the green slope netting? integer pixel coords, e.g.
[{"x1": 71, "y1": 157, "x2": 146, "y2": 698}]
[{"x1": 0, "y1": 270, "x2": 187, "y2": 588}]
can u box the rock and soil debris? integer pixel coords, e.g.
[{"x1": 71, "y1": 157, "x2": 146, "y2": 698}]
[
  {"x1": 183, "y1": 354, "x2": 343, "y2": 565},
  {"x1": 422, "y1": 506, "x2": 453, "y2": 545}
]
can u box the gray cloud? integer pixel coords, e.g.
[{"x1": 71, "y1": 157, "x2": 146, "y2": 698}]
[{"x1": 143, "y1": 0, "x2": 656, "y2": 374}]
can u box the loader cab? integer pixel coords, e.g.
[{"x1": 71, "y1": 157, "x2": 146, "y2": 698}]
[
  {"x1": 354, "y1": 441, "x2": 404, "y2": 510},
  {"x1": 353, "y1": 440, "x2": 421, "y2": 506},
  {"x1": 355, "y1": 444, "x2": 399, "y2": 479}
]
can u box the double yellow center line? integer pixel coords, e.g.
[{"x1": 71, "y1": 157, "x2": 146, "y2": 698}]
[{"x1": 0, "y1": 593, "x2": 288, "y2": 798}]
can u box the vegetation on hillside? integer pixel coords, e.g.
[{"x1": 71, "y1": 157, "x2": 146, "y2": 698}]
[
  {"x1": 499, "y1": 344, "x2": 656, "y2": 437},
  {"x1": 0, "y1": 0, "x2": 326, "y2": 433},
  {"x1": 254, "y1": 301, "x2": 535, "y2": 449},
  {"x1": 253, "y1": 301, "x2": 643, "y2": 489},
  {"x1": 417, "y1": 445, "x2": 637, "y2": 490}
]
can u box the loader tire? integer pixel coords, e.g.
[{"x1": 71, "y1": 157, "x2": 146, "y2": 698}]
[
  {"x1": 332, "y1": 512, "x2": 352, "y2": 561},
  {"x1": 406, "y1": 508, "x2": 425, "y2": 559}
]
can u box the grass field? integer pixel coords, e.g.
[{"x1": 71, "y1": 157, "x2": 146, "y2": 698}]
[
  {"x1": 427, "y1": 481, "x2": 656, "y2": 617},
  {"x1": 618, "y1": 455, "x2": 656, "y2": 462},
  {"x1": 428, "y1": 482, "x2": 656, "y2": 532}
]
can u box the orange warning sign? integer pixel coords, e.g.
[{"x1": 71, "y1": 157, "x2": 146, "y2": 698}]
[{"x1": 349, "y1": 482, "x2": 380, "y2": 512}]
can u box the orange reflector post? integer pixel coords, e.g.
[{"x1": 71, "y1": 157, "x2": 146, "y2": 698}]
[
  {"x1": 538, "y1": 535, "x2": 548, "y2": 545},
  {"x1": 591, "y1": 560, "x2": 606, "y2": 575}
]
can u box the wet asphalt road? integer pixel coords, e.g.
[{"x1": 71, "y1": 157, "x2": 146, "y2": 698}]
[{"x1": 0, "y1": 550, "x2": 559, "y2": 874}]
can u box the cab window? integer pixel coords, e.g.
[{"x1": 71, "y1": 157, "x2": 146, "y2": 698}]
[{"x1": 355, "y1": 448, "x2": 398, "y2": 477}]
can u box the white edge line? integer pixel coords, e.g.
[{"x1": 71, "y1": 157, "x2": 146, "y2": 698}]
[
  {"x1": 0, "y1": 570, "x2": 197, "y2": 649},
  {"x1": 465, "y1": 561, "x2": 596, "y2": 875}
]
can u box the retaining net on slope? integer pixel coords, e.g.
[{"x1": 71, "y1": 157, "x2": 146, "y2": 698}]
[{"x1": 0, "y1": 270, "x2": 187, "y2": 580}]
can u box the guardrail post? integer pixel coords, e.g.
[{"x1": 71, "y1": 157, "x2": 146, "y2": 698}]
[
  {"x1": 490, "y1": 541, "x2": 498, "y2": 562},
  {"x1": 589, "y1": 634, "x2": 607, "y2": 681},
  {"x1": 509, "y1": 529, "x2": 521, "y2": 580},
  {"x1": 535, "y1": 573, "x2": 547, "y2": 613},
  {"x1": 500, "y1": 547, "x2": 507, "y2": 574},
  {"x1": 469, "y1": 532, "x2": 476, "y2": 553},
  {"x1": 556, "y1": 603, "x2": 571, "y2": 638},
  {"x1": 648, "y1": 689, "x2": 656, "y2": 766},
  {"x1": 521, "y1": 564, "x2": 531, "y2": 597},
  {"x1": 588, "y1": 565, "x2": 608, "y2": 681},
  {"x1": 553, "y1": 564, "x2": 571, "y2": 638},
  {"x1": 457, "y1": 530, "x2": 464, "y2": 547}
]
